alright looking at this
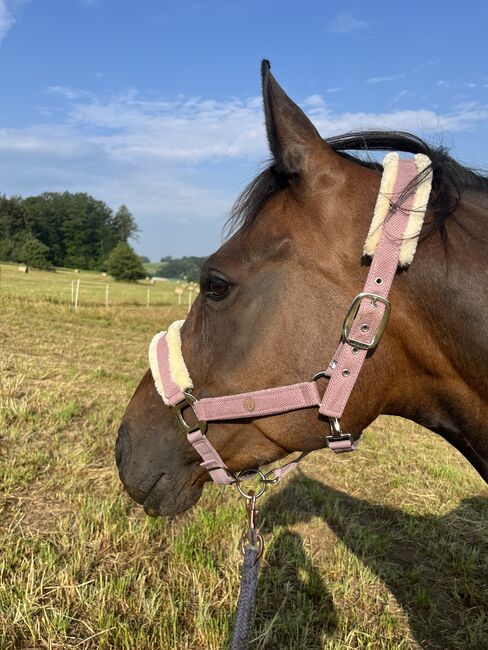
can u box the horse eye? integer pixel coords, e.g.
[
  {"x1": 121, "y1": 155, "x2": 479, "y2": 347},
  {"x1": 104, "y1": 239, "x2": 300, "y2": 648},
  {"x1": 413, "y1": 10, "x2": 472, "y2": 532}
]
[{"x1": 207, "y1": 277, "x2": 230, "y2": 299}]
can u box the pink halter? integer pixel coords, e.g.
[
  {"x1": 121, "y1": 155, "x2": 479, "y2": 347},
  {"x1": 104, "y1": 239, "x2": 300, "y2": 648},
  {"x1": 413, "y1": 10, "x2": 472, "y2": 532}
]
[{"x1": 149, "y1": 153, "x2": 433, "y2": 485}]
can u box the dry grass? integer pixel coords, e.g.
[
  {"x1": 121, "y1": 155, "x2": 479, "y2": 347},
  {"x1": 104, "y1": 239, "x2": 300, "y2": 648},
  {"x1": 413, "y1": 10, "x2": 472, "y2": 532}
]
[{"x1": 1, "y1": 265, "x2": 487, "y2": 649}]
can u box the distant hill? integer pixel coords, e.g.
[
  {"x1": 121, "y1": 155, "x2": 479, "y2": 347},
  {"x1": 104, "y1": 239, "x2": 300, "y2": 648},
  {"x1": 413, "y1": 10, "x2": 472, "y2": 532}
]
[
  {"x1": 142, "y1": 262, "x2": 162, "y2": 276},
  {"x1": 154, "y1": 256, "x2": 206, "y2": 282}
]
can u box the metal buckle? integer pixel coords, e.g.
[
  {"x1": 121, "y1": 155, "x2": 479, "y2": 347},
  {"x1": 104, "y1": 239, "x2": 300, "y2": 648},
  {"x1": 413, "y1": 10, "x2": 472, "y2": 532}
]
[
  {"x1": 325, "y1": 417, "x2": 354, "y2": 452},
  {"x1": 172, "y1": 390, "x2": 208, "y2": 435},
  {"x1": 342, "y1": 292, "x2": 391, "y2": 351}
]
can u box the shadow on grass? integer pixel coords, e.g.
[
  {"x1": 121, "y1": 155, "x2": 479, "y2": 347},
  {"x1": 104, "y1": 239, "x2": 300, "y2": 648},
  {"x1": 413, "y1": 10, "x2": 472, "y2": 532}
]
[
  {"x1": 242, "y1": 472, "x2": 488, "y2": 649},
  {"x1": 250, "y1": 529, "x2": 337, "y2": 649}
]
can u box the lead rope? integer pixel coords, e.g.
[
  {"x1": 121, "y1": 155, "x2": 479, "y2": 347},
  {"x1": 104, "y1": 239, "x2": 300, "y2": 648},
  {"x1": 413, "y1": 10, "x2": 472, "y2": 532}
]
[
  {"x1": 231, "y1": 547, "x2": 260, "y2": 650},
  {"x1": 231, "y1": 483, "x2": 265, "y2": 649}
]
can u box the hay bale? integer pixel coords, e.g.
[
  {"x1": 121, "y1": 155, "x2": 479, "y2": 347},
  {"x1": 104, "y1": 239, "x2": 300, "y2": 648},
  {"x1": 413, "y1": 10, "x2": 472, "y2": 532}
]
[{"x1": 18, "y1": 265, "x2": 28, "y2": 273}]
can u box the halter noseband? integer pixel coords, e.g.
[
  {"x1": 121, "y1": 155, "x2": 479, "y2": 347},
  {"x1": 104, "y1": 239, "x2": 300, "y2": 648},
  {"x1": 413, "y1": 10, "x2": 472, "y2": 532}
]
[{"x1": 148, "y1": 153, "x2": 433, "y2": 485}]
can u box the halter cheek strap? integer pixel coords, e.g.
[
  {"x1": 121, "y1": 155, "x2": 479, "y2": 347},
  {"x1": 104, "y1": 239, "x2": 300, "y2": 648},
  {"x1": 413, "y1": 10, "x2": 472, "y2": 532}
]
[{"x1": 148, "y1": 153, "x2": 433, "y2": 485}]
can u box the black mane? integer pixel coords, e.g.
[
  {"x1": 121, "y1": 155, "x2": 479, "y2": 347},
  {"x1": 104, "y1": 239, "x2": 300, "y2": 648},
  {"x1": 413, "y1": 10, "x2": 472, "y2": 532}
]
[{"x1": 226, "y1": 130, "x2": 488, "y2": 240}]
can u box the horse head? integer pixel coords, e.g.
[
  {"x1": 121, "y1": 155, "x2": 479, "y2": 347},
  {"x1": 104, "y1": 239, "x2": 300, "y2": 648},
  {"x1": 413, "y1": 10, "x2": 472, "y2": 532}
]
[{"x1": 116, "y1": 62, "x2": 488, "y2": 517}]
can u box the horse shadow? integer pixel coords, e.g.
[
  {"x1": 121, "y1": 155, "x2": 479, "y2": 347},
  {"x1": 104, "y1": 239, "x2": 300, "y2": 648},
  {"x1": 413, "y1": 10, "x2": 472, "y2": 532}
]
[
  {"x1": 240, "y1": 472, "x2": 488, "y2": 650},
  {"x1": 248, "y1": 528, "x2": 338, "y2": 649}
]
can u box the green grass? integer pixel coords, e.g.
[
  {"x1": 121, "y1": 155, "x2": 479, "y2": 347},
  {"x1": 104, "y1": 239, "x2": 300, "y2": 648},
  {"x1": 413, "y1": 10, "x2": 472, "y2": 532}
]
[
  {"x1": 0, "y1": 262, "x2": 196, "y2": 308},
  {"x1": 1, "y1": 265, "x2": 487, "y2": 649}
]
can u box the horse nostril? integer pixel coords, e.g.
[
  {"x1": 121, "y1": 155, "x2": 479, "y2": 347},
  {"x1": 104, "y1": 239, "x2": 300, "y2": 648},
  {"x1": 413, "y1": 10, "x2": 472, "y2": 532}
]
[{"x1": 115, "y1": 423, "x2": 131, "y2": 469}]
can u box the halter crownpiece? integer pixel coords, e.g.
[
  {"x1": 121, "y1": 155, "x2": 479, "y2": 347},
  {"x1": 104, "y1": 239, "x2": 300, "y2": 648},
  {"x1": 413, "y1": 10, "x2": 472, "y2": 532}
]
[
  {"x1": 148, "y1": 153, "x2": 433, "y2": 485},
  {"x1": 364, "y1": 153, "x2": 432, "y2": 266}
]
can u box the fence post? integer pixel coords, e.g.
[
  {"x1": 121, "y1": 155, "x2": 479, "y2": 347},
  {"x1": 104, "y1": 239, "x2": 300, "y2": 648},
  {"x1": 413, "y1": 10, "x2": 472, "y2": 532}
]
[
  {"x1": 188, "y1": 289, "x2": 193, "y2": 313},
  {"x1": 71, "y1": 280, "x2": 74, "y2": 306},
  {"x1": 105, "y1": 284, "x2": 109, "y2": 309},
  {"x1": 146, "y1": 288, "x2": 150, "y2": 308},
  {"x1": 74, "y1": 279, "x2": 80, "y2": 310}
]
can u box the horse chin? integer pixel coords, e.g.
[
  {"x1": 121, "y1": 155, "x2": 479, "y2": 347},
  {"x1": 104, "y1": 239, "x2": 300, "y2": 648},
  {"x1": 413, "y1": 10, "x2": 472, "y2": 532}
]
[{"x1": 140, "y1": 471, "x2": 204, "y2": 518}]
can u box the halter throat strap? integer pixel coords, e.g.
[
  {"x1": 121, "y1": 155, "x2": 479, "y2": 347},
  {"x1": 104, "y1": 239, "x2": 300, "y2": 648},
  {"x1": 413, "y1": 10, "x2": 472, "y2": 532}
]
[{"x1": 148, "y1": 153, "x2": 433, "y2": 485}]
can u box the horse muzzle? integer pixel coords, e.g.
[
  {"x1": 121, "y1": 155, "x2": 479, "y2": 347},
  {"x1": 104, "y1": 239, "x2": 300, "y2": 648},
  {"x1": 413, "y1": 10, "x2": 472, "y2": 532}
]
[{"x1": 115, "y1": 377, "x2": 205, "y2": 517}]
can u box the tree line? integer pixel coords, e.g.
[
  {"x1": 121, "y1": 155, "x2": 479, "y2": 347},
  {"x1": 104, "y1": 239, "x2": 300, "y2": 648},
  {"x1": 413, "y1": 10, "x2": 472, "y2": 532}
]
[
  {"x1": 0, "y1": 190, "x2": 210, "y2": 282},
  {"x1": 156, "y1": 256, "x2": 206, "y2": 282},
  {"x1": 0, "y1": 192, "x2": 140, "y2": 271}
]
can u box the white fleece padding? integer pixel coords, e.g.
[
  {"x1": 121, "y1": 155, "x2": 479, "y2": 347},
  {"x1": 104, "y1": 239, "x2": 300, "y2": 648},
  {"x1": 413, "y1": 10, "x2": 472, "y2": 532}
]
[
  {"x1": 148, "y1": 320, "x2": 193, "y2": 406},
  {"x1": 363, "y1": 152, "x2": 399, "y2": 258},
  {"x1": 148, "y1": 331, "x2": 170, "y2": 405},
  {"x1": 363, "y1": 152, "x2": 433, "y2": 267},
  {"x1": 398, "y1": 154, "x2": 433, "y2": 266}
]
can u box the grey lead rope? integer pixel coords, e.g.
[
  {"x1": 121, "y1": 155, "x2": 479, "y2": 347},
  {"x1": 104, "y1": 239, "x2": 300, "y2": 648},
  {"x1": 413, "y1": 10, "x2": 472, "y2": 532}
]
[{"x1": 230, "y1": 546, "x2": 260, "y2": 650}]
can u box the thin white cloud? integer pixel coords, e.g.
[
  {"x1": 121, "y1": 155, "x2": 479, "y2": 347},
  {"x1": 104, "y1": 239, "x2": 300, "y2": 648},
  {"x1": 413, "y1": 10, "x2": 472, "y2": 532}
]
[
  {"x1": 437, "y1": 79, "x2": 486, "y2": 90},
  {"x1": 48, "y1": 86, "x2": 94, "y2": 101},
  {"x1": 328, "y1": 14, "x2": 368, "y2": 34},
  {"x1": 391, "y1": 89, "x2": 411, "y2": 104},
  {"x1": 3, "y1": 89, "x2": 488, "y2": 171},
  {"x1": 302, "y1": 95, "x2": 326, "y2": 108},
  {"x1": 366, "y1": 74, "x2": 406, "y2": 85},
  {"x1": 0, "y1": 0, "x2": 15, "y2": 44},
  {"x1": 314, "y1": 105, "x2": 488, "y2": 136}
]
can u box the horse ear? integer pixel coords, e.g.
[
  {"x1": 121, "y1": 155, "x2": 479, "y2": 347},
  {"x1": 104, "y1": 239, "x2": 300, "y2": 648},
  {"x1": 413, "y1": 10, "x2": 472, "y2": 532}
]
[{"x1": 261, "y1": 60, "x2": 333, "y2": 177}]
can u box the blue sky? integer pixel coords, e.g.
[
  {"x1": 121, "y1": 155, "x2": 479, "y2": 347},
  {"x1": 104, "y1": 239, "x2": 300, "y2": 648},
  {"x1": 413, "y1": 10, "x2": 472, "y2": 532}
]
[{"x1": 1, "y1": 0, "x2": 487, "y2": 260}]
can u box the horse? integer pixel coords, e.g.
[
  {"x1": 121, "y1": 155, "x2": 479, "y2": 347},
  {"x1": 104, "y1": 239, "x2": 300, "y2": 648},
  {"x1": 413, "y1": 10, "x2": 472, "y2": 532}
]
[{"x1": 116, "y1": 61, "x2": 488, "y2": 518}]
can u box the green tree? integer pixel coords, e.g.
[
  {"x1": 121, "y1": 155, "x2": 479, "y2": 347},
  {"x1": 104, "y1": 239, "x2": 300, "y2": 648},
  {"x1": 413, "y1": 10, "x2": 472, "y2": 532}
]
[
  {"x1": 107, "y1": 242, "x2": 146, "y2": 281},
  {"x1": 18, "y1": 236, "x2": 51, "y2": 269},
  {"x1": 23, "y1": 192, "x2": 117, "y2": 269},
  {"x1": 112, "y1": 205, "x2": 140, "y2": 243},
  {"x1": 0, "y1": 192, "x2": 141, "y2": 270},
  {"x1": 0, "y1": 195, "x2": 30, "y2": 261},
  {"x1": 57, "y1": 193, "x2": 115, "y2": 269}
]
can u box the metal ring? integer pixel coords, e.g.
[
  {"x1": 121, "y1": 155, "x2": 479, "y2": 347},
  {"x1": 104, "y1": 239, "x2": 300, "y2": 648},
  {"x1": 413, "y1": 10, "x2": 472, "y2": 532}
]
[
  {"x1": 235, "y1": 469, "x2": 267, "y2": 499},
  {"x1": 263, "y1": 468, "x2": 280, "y2": 484},
  {"x1": 241, "y1": 533, "x2": 264, "y2": 559},
  {"x1": 311, "y1": 370, "x2": 329, "y2": 382}
]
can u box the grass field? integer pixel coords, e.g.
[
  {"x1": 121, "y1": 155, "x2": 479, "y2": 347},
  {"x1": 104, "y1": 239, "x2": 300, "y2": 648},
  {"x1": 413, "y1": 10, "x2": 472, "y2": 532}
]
[
  {"x1": 1, "y1": 264, "x2": 487, "y2": 649},
  {"x1": 0, "y1": 263, "x2": 197, "y2": 310}
]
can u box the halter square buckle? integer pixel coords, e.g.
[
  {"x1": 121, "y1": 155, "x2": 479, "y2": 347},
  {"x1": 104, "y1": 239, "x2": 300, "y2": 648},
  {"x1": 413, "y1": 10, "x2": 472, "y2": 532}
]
[
  {"x1": 172, "y1": 391, "x2": 208, "y2": 435},
  {"x1": 342, "y1": 292, "x2": 391, "y2": 351},
  {"x1": 325, "y1": 432, "x2": 355, "y2": 452}
]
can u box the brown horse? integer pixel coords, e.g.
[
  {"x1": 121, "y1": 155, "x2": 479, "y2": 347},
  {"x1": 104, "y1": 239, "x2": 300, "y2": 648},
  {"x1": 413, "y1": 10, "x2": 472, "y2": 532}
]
[{"x1": 116, "y1": 61, "x2": 488, "y2": 517}]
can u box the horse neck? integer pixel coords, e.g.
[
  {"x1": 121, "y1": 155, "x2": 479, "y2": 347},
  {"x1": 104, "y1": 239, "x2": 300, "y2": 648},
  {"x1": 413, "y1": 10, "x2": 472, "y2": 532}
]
[{"x1": 386, "y1": 191, "x2": 488, "y2": 479}]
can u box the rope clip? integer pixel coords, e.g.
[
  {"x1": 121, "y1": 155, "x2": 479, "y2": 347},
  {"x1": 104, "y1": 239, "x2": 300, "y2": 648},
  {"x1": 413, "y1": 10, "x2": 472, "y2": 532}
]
[{"x1": 240, "y1": 490, "x2": 264, "y2": 558}]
